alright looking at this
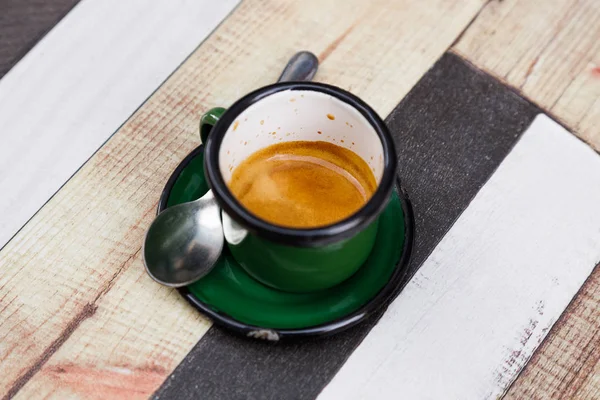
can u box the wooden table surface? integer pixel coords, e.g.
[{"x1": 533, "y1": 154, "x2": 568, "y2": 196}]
[{"x1": 1, "y1": 0, "x2": 599, "y2": 399}]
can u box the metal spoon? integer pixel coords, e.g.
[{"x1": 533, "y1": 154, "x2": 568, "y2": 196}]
[{"x1": 143, "y1": 51, "x2": 319, "y2": 287}]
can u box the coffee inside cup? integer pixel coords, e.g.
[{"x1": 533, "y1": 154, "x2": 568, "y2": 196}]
[
  {"x1": 218, "y1": 89, "x2": 385, "y2": 229},
  {"x1": 228, "y1": 141, "x2": 376, "y2": 228}
]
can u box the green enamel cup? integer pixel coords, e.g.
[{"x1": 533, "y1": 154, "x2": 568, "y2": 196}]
[{"x1": 202, "y1": 82, "x2": 397, "y2": 293}]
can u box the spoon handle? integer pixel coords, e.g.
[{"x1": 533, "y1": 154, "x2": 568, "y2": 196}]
[{"x1": 277, "y1": 51, "x2": 318, "y2": 82}]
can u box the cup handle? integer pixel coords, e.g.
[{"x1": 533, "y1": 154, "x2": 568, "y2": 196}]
[{"x1": 199, "y1": 107, "x2": 226, "y2": 144}]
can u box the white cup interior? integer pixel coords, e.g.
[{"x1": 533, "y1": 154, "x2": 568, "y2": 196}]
[{"x1": 218, "y1": 89, "x2": 384, "y2": 184}]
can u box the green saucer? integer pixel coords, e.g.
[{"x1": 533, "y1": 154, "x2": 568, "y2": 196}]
[{"x1": 158, "y1": 145, "x2": 414, "y2": 339}]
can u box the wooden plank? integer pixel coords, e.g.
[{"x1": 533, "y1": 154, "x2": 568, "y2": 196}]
[
  {"x1": 0, "y1": 0, "x2": 80, "y2": 79},
  {"x1": 0, "y1": 0, "x2": 489, "y2": 398},
  {"x1": 505, "y1": 263, "x2": 600, "y2": 400},
  {"x1": 12, "y1": 253, "x2": 211, "y2": 400},
  {"x1": 453, "y1": 0, "x2": 600, "y2": 150},
  {"x1": 318, "y1": 115, "x2": 600, "y2": 400},
  {"x1": 0, "y1": 0, "x2": 239, "y2": 249},
  {"x1": 454, "y1": 1, "x2": 600, "y2": 397}
]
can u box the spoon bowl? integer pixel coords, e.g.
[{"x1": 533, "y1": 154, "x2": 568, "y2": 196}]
[{"x1": 144, "y1": 190, "x2": 223, "y2": 287}]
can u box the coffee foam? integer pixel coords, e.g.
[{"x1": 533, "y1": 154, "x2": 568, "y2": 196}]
[{"x1": 228, "y1": 141, "x2": 376, "y2": 228}]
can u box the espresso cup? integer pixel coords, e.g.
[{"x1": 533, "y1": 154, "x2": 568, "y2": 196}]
[{"x1": 201, "y1": 82, "x2": 396, "y2": 292}]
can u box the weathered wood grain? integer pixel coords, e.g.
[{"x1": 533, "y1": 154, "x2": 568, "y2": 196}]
[
  {"x1": 453, "y1": 0, "x2": 600, "y2": 150},
  {"x1": 505, "y1": 264, "x2": 600, "y2": 400},
  {"x1": 0, "y1": 0, "x2": 488, "y2": 398}
]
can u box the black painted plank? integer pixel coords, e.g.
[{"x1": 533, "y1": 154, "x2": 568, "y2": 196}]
[
  {"x1": 153, "y1": 52, "x2": 542, "y2": 400},
  {"x1": 0, "y1": 0, "x2": 81, "y2": 79}
]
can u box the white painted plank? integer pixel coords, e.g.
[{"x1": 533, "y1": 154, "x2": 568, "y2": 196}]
[
  {"x1": 319, "y1": 115, "x2": 600, "y2": 400},
  {"x1": 0, "y1": 0, "x2": 238, "y2": 248}
]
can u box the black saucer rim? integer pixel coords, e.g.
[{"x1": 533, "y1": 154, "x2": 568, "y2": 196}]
[{"x1": 158, "y1": 145, "x2": 415, "y2": 341}]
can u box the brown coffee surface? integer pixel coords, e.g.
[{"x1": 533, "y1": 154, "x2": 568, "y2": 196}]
[{"x1": 228, "y1": 141, "x2": 377, "y2": 228}]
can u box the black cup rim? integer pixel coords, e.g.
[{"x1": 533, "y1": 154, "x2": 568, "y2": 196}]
[{"x1": 203, "y1": 82, "x2": 398, "y2": 247}]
